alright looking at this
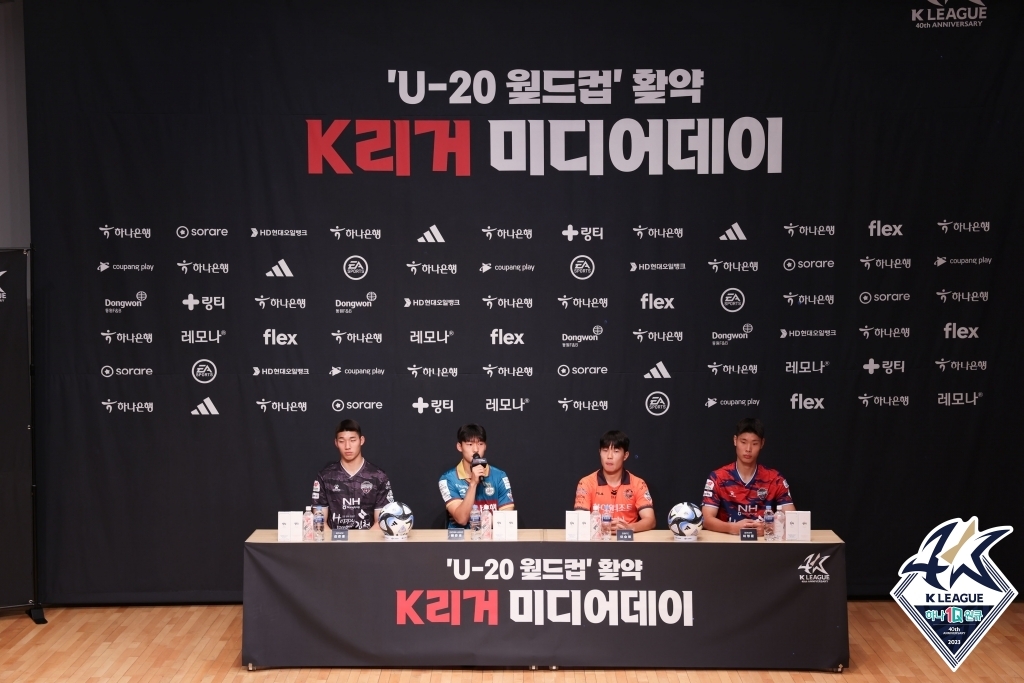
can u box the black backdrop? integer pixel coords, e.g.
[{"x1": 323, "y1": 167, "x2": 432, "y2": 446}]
[
  {"x1": 0, "y1": 251, "x2": 33, "y2": 608},
  {"x1": 24, "y1": 0, "x2": 1024, "y2": 603}
]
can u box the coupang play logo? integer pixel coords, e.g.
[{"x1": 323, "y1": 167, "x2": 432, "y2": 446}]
[{"x1": 891, "y1": 517, "x2": 1015, "y2": 671}]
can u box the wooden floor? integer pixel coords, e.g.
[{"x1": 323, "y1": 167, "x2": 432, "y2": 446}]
[{"x1": 1, "y1": 602, "x2": 1021, "y2": 682}]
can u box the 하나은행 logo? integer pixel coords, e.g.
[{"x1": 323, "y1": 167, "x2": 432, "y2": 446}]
[{"x1": 891, "y1": 517, "x2": 1015, "y2": 671}]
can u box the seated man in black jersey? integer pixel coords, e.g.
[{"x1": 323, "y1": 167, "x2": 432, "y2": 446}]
[{"x1": 312, "y1": 419, "x2": 394, "y2": 530}]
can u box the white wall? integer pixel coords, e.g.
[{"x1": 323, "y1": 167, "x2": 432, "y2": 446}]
[{"x1": 0, "y1": 0, "x2": 30, "y2": 249}]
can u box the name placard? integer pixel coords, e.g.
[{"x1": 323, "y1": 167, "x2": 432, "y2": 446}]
[
  {"x1": 447, "y1": 528, "x2": 465, "y2": 540},
  {"x1": 331, "y1": 528, "x2": 348, "y2": 541},
  {"x1": 739, "y1": 528, "x2": 758, "y2": 541},
  {"x1": 616, "y1": 529, "x2": 634, "y2": 542}
]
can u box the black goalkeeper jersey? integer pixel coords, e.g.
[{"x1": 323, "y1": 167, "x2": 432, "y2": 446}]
[{"x1": 313, "y1": 459, "x2": 393, "y2": 529}]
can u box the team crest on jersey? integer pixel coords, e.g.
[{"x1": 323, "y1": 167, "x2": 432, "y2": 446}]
[
  {"x1": 891, "y1": 517, "x2": 1016, "y2": 671},
  {"x1": 624, "y1": 489, "x2": 634, "y2": 500},
  {"x1": 757, "y1": 488, "x2": 768, "y2": 500},
  {"x1": 360, "y1": 481, "x2": 373, "y2": 494},
  {"x1": 333, "y1": 484, "x2": 340, "y2": 491},
  {"x1": 484, "y1": 484, "x2": 495, "y2": 496}
]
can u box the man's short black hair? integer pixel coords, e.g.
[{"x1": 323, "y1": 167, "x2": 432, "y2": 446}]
[
  {"x1": 457, "y1": 423, "x2": 487, "y2": 443},
  {"x1": 336, "y1": 419, "x2": 363, "y2": 437},
  {"x1": 735, "y1": 418, "x2": 764, "y2": 439},
  {"x1": 599, "y1": 430, "x2": 630, "y2": 452}
]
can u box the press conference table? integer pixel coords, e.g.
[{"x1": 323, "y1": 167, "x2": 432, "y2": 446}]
[{"x1": 243, "y1": 528, "x2": 848, "y2": 671}]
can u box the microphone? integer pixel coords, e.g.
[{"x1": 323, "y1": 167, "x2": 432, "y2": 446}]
[{"x1": 471, "y1": 455, "x2": 488, "y2": 468}]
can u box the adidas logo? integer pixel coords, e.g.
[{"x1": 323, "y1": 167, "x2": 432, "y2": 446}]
[
  {"x1": 266, "y1": 259, "x2": 294, "y2": 277},
  {"x1": 644, "y1": 361, "x2": 671, "y2": 379},
  {"x1": 191, "y1": 397, "x2": 219, "y2": 415},
  {"x1": 719, "y1": 223, "x2": 747, "y2": 241},
  {"x1": 417, "y1": 225, "x2": 445, "y2": 243}
]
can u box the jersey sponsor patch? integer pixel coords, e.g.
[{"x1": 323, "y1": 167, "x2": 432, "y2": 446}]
[
  {"x1": 704, "y1": 478, "x2": 714, "y2": 491},
  {"x1": 643, "y1": 490, "x2": 652, "y2": 501},
  {"x1": 438, "y1": 479, "x2": 452, "y2": 502},
  {"x1": 576, "y1": 486, "x2": 587, "y2": 497},
  {"x1": 386, "y1": 490, "x2": 394, "y2": 503},
  {"x1": 703, "y1": 490, "x2": 713, "y2": 498},
  {"x1": 313, "y1": 480, "x2": 320, "y2": 491},
  {"x1": 783, "y1": 479, "x2": 789, "y2": 488}
]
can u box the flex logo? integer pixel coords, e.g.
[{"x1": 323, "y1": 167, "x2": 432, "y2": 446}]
[
  {"x1": 892, "y1": 518, "x2": 1015, "y2": 671},
  {"x1": 868, "y1": 220, "x2": 903, "y2": 237},
  {"x1": 263, "y1": 329, "x2": 298, "y2": 345},
  {"x1": 790, "y1": 393, "x2": 823, "y2": 409},
  {"x1": 490, "y1": 329, "x2": 524, "y2": 344},
  {"x1": 944, "y1": 323, "x2": 979, "y2": 339},
  {"x1": 640, "y1": 293, "x2": 674, "y2": 309}
]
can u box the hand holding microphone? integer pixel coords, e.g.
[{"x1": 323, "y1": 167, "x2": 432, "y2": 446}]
[{"x1": 470, "y1": 454, "x2": 488, "y2": 483}]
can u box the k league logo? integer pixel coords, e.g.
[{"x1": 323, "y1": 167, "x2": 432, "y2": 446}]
[{"x1": 891, "y1": 517, "x2": 1015, "y2": 671}]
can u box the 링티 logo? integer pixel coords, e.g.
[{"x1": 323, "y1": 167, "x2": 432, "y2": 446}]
[{"x1": 891, "y1": 517, "x2": 1015, "y2": 671}]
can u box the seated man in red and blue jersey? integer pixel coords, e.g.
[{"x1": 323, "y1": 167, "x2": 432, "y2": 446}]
[
  {"x1": 438, "y1": 423, "x2": 514, "y2": 528},
  {"x1": 702, "y1": 418, "x2": 795, "y2": 536}
]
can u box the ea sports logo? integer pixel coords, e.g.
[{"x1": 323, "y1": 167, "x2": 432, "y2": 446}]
[
  {"x1": 570, "y1": 255, "x2": 595, "y2": 280},
  {"x1": 645, "y1": 391, "x2": 671, "y2": 416},
  {"x1": 344, "y1": 255, "x2": 369, "y2": 280},
  {"x1": 720, "y1": 288, "x2": 745, "y2": 312},
  {"x1": 191, "y1": 359, "x2": 217, "y2": 384}
]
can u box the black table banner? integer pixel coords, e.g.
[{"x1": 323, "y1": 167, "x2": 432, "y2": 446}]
[{"x1": 243, "y1": 534, "x2": 848, "y2": 670}]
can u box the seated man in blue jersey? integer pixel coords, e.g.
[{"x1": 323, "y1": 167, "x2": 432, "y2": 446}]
[
  {"x1": 438, "y1": 423, "x2": 514, "y2": 528},
  {"x1": 701, "y1": 418, "x2": 795, "y2": 536},
  {"x1": 312, "y1": 419, "x2": 394, "y2": 529}
]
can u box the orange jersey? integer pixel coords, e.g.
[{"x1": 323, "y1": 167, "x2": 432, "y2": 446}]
[{"x1": 573, "y1": 470, "x2": 653, "y2": 524}]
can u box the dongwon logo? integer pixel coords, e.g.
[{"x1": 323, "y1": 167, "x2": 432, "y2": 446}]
[{"x1": 891, "y1": 517, "x2": 1015, "y2": 671}]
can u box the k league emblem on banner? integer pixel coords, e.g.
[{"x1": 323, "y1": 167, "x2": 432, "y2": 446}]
[{"x1": 890, "y1": 518, "x2": 1016, "y2": 671}]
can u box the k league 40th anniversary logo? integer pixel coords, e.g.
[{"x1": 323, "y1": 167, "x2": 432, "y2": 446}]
[{"x1": 891, "y1": 517, "x2": 1015, "y2": 671}]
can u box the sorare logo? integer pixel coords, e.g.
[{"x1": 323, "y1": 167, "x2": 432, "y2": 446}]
[{"x1": 891, "y1": 517, "x2": 1015, "y2": 671}]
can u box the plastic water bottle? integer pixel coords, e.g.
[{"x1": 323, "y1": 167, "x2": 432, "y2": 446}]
[
  {"x1": 590, "y1": 505, "x2": 602, "y2": 541},
  {"x1": 764, "y1": 505, "x2": 775, "y2": 541},
  {"x1": 601, "y1": 504, "x2": 613, "y2": 541},
  {"x1": 480, "y1": 507, "x2": 493, "y2": 541},
  {"x1": 470, "y1": 505, "x2": 482, "y2": 540},
  {"x1": 775, "y1": 509, "x2": 786, "y2": 541},
  {"x1": 313, "y1": 506, "x2": 325, "y2": 542},
  {"x1": 302, "y1": 506, "x2": 315, "y2": 541}
]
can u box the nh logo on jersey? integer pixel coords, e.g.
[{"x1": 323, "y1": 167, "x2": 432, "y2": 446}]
[
  {"x1": 891, "y1": 517, "x2": 1015, "y2": 671},
  {"x1": 417, "y1": 225, "x2": 445, "y2": 243}
]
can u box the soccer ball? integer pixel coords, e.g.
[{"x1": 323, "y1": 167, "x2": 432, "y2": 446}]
[
  {"x1": 668, "y1": 502, "x2": 703, "y2": 540},
  {"x1": 379, "y1": 501, "x2": 414, "y2": 539}
]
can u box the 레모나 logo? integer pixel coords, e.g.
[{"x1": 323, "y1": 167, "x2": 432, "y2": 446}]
[{"x1": 890, "y1": 517, "x2": 1015, "y2": 671}]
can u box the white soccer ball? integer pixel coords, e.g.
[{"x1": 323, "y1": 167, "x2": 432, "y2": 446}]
[
  {"x1": 668, "y1": 502, "x2": 703, "y2": 538},
  {"x1": 379, "y1": 501, "x2": 414, "y2": 538}
]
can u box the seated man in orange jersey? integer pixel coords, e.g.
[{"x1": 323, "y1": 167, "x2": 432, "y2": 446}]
[{"x1": 573, "y1": 430, "x2": 656, "y2": 532}]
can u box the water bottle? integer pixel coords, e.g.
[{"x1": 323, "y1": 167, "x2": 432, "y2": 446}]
[
  {"x1": 775, "y1": 509, "x2": 786, "y2": 541},
  {"x1": 470, "y1": 505, "x2": 482, "y2": 540},
  {"x1": 313, "y1": 506, "x2": 325, "y2": 542},
  {"x1": 590, "y1": 505, "x2": 602, "y2": 541},
  {"x1": 302, "y1": 506, "x2": 315, "y2": 541},
  {"x1": 480, "y1": 507, "x2": 493, "y2": 540},
  {"x1": 764, "y1": 505, "x2": 775, "y2": 541},
  {"x1": 601, "y1": 504, "x2": 613, "y2": 541}
]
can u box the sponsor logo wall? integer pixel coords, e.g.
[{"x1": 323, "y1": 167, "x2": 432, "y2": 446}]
[{"x1": 27, "y1": 1, "x2": 1022, "y2": 603}]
